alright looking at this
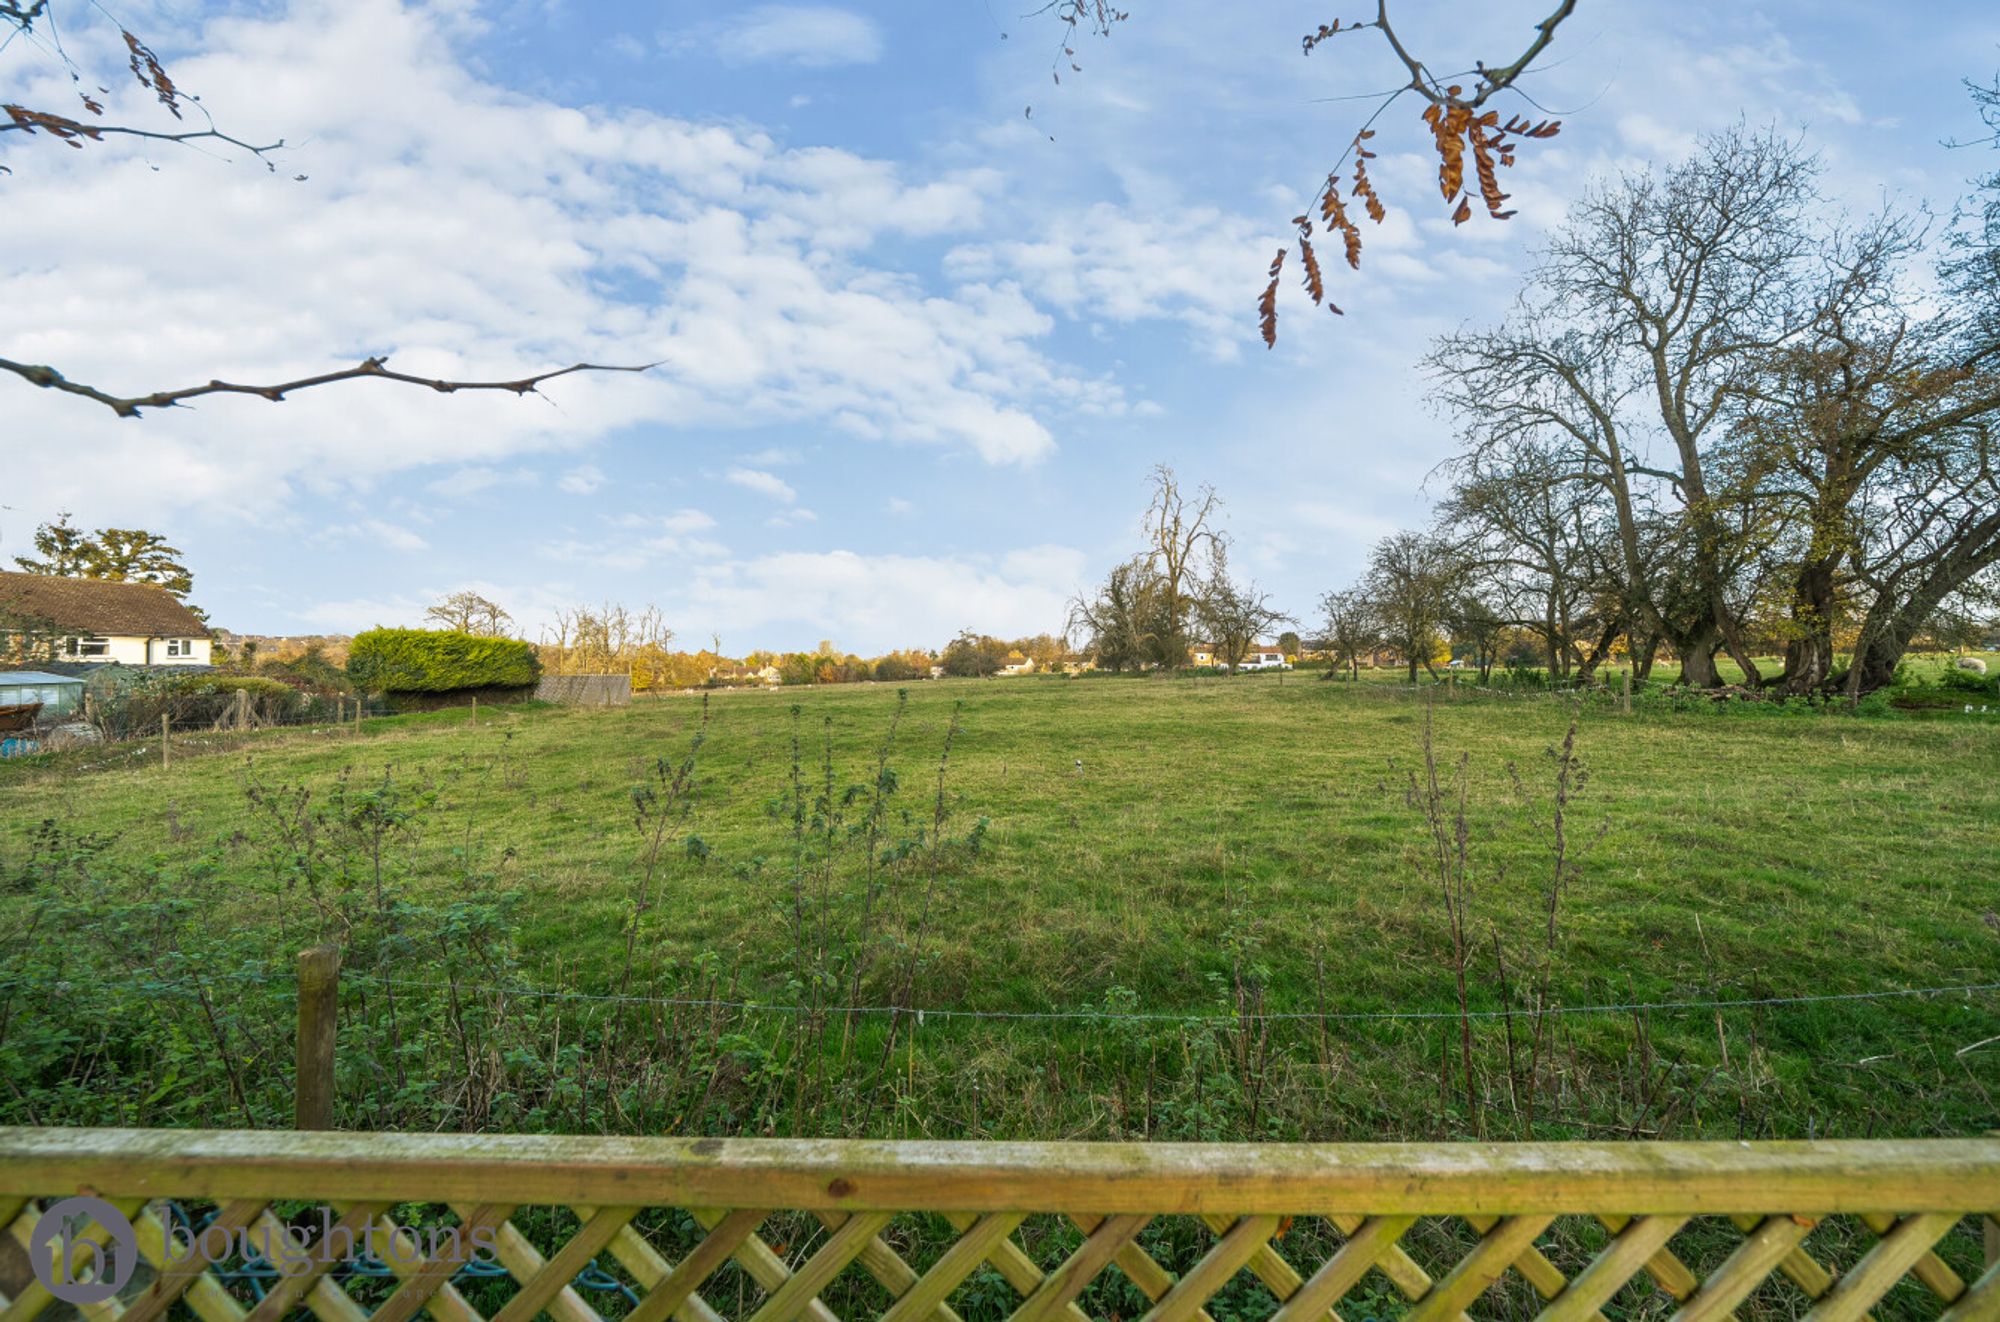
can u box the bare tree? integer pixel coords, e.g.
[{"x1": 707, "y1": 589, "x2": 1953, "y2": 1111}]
[
  {"x1": 1141, "y1": 464, "x2": 1226, "y2": 669},
  {"x1": 1431, "y1": 128, "x2": 1825, "y2": 687},
  {"x1": 1316, "y1": 588, "x2": 1380, "y2": 681},
  {"x1": 541, "y1": 603, "x2": 671, "y2": 676},
  {"x1": 1365, "y1": 531, "x2": 1460, "y2": 683},
  {"x1": 424, "y1": 592, "x2": 514, "y2": 637},
  {"x1": 1437, "y1": 441, "x2": 1629, "y2": 680},
  {"x1": 1194, "y1": 553, "x2": 1290, "y2": 673},
  {"x1": 1721, "y1": 204, "x2": 2000, "y2": 694}
]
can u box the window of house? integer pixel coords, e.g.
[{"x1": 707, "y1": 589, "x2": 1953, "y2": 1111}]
[
  {"x1": 65, "y1": 636, "x2": 110, "y2": 657},
  {"x1": 166, "y1": 638, "x2": 191, "y2": 657}
]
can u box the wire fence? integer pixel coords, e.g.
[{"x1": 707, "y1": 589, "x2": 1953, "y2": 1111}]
[
  {"x1": 0, "y1": 683, "x2": 475, "y2": 768},
  {"x1": 60, "y1": 966, "x2": 2000, "y2": 1031},
  {"x1": 10, "y1": 952, "x2": 1997, "y2": 1139}
]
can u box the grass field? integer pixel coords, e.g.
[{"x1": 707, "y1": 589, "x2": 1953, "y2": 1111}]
[{"x1": 2, "y1": 674, "x2": 1997, "y2": 1143}]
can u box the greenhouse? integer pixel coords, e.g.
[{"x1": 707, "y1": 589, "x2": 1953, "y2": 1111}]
[{"x1": 0, "y1": 670, "x2": 85, "y2": 727}]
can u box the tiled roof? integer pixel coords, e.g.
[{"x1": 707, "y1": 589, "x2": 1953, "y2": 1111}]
[{"x1": 0, "y1": 571, "x2": 208, "y2": 636}]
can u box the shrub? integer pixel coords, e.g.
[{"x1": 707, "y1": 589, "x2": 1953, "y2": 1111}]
[
  {"x1": 1939, "y1": 666, "x2": 1998, "y2": 697},
  {"x1": 79, "y1": 671, "x2": 313, "y2": 738},
  {"x1": 347, "y1": 628, "x2": 540, "y2": 694},
  {"x1": 257, "y1": 643, "x2": 351, "y2": 693}
]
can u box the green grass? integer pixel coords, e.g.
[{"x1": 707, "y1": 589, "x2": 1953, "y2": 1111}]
[{"x1": 3, "y1": 674, "x2": 1997, "y2": 1142}]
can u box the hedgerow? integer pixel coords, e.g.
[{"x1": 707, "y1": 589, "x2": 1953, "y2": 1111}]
[{"x1": 346, "y1": 628, "x2": 540, "y2": 694}]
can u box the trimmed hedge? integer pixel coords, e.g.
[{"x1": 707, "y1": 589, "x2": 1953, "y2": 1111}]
[{"x1": 347, "y1": 628, "x2": 540, "y2": 694}]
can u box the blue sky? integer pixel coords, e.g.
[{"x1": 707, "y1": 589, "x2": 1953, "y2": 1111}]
[{"x1": 4, "y1": 0, "x2": 1996, "y2": 652}]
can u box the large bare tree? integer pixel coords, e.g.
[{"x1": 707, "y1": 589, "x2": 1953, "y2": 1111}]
[
  {"x1": 1727, "y1": 210, "x2": 2000, "y2": 694},
  {"x1": 1140, "y1": 464, "x2": 1226, "y2": 670},
  {"x1": 1433, "y1": 111, "x2": 2000, "y2": 695},
  {"x1": 1432, "y1": 128, "x2": 1833, "y2": 687}
]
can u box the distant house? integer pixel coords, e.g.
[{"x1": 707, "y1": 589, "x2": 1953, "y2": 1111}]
[
  {"x1": 1000, "y1": 649, "x2": 1034, "y2": 675},
  {"x1": 0, "y1": 571, "x2": 211, "y2": 666},
  {"x1": 1188, "y1": 644, "x2": 1217, "y2": 667}
]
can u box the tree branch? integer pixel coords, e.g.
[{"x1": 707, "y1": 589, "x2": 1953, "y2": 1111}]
[
  {"x1": 1369, "y1": 0, "x2": 1578, "y2": 109},
  {"x1": 0, "y1": 354, "x2": 658, "y2": 418},
  {"x1": 1, "y1": 105, "x2": 285, "y2": 163}
]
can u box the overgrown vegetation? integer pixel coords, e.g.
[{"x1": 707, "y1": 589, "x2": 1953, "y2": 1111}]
[{"x1": 1, "y1": 678, "x2": 1993, "y2": 1145}]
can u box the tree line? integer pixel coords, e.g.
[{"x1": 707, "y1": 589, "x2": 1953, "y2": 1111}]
[{"x1": 1306, "y1": 112, "x2": 2000, "y2": 697}]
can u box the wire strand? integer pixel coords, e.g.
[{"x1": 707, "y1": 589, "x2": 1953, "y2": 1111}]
[{"x1": 339, "y1": 974, "x2": 2000, "y2": 1026}]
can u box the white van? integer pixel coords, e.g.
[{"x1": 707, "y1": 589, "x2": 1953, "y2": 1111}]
[{"x1": 1238, "y1": 648, "x2": 1291, "y2": 671}]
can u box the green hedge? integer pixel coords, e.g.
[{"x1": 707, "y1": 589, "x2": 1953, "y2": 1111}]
[{"x1": 347, "y1": 628, "x2": 540, "y2": 694}]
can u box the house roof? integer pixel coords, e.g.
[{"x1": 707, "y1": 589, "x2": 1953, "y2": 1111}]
[{"x1": 0, "y1": 571, "x2": 208, "y2": 637}]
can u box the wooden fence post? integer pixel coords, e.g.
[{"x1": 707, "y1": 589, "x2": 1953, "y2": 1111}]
[
  {"x1": 235, "y1": 687, "x2": 250, "y2": 731},
  {"x1": 1622, "y1": 669, "x2": 1632, "y2": 715},
  {"x1": 355, "y1": 696, "x2": 364, "y2": 736},
  {"x1": 295, "y1": 944, "x2": 340, "y2": 1130},
  {"x1": 471, "y1": 695, "x2": 478, "y2": 726},
  {"x1": 161, "y1": 711, "x2": 170, "y2": 768}
]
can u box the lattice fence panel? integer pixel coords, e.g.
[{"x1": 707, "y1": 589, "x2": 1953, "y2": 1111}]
[{"x1": 8, "y1": 1200, "x2": 1996, "y2": 1322}]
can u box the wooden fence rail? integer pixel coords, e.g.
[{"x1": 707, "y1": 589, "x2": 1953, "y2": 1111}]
[{"x1": 3, "y1": 1129, "x2": 1997, "y2": 1322}]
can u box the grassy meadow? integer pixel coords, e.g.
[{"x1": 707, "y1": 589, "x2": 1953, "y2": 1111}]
[{"x1": 2, "y1": 673, "x2": 1997, "y2": 1143}]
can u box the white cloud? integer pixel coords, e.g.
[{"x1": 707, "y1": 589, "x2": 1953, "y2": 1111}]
[
  {"x1": 707, "y1": 6, "x2": 882, "y2": 68},
  {"x1": 0, "y1": 0, "x2": 1084, "y2": 533},
  {"x1": 318, "y1": 518, "x2": 431, "y2": 553},
  {"x1": 541, "y1": 532, "x2": 729, "y2": 572},
  {"x1": 1000, "y1": 543, "x2": 1087, "y2": 590},
  {"x1": 557, "y1": 464, "x2": 605, "y2": 495},
  {"x1": 885, "y1": 497, "x2": 914, "y2": 515},
  {"x1": 727, "y1": 467, "x2": 798, "y2": 502},
  {"x1": 947, "y1": 204, "x2": 1282, "y2": 361},
  {"x1": 611, "y1": 508, "x2": 718, "y2": 535},
  {"x1": 427, "y1": 465, "x2": 539, "y2": 496},
  {"x1": 687, "y1": 549, "x2": 1078, "y2": 650}
]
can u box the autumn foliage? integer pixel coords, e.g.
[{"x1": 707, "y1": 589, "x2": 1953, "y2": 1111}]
[{"x1": 1255, "y1": 3, "x2": 1576, "y2": 343}]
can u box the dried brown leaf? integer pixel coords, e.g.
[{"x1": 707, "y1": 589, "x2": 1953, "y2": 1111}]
[
  {"x1": 1259, "y1": 247, "x2": 1284, "y2": 347},
  {"x1": 1298, "y1": 234, "x2": 1325, "y2": 305}
]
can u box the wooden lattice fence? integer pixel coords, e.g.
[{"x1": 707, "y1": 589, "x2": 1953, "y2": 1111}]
[{"x1": 3, "y1": 1130, "x2": 1998, "y2": 1322}]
